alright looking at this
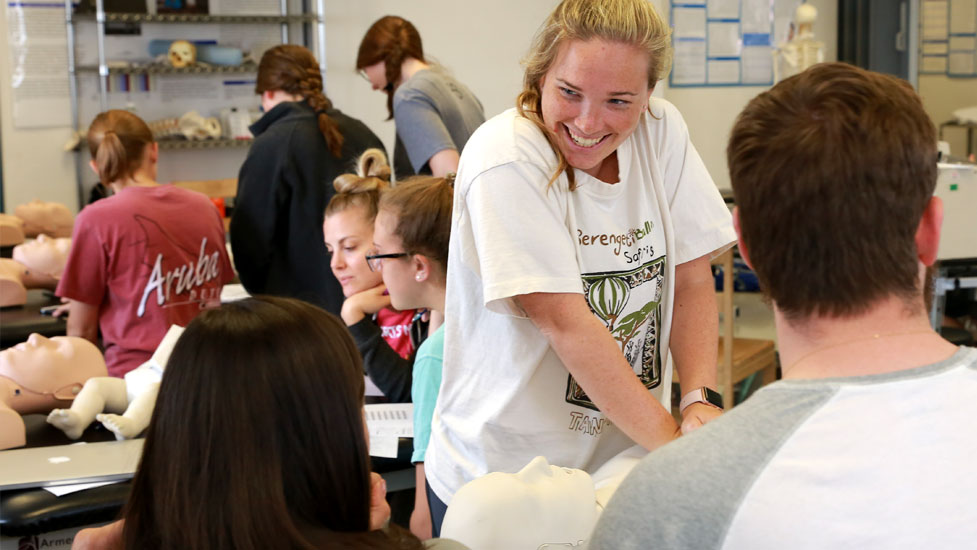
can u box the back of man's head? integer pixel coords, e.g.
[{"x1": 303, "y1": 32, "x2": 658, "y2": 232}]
[{"x1": 728, "y1": 62, "x2": 937, "y2": 322}]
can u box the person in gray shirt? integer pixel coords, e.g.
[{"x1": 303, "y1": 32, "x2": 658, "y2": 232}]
[
  {"x1": 590, "y1": 62, "x2": 977, "y2": 550},
  {"x1": 357, "y1": 15, "x2": 485, "y2": 180}
]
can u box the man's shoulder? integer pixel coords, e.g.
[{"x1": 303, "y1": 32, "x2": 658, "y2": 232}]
[{"x1": 590, "y1": 384, "x2": 837, "y2": 550}]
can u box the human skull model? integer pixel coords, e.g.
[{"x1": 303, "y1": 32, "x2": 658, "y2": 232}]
[{"x1": 168, "y1": 40, "x2": 196, "y2": 68}]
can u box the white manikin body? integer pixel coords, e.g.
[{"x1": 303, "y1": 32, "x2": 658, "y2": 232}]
[
  {"x1": 47, "y1": 325, "x2": 184, "y2": 440},
  {"x1": 440, "y1": 447, "x2": 646, "y2": 549}
]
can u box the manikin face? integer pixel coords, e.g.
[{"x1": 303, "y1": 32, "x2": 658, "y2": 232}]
[
  {"x1": 12, "y1": 234, "x2": 71, "y2": 279},
  {"x1": 0, "y1": 334, "x2": 107, "y2": 409},
  {"x1": 372, "y1": 209, "x2": 417, "y2": 311},
  {"x1": 441, "y1": 456, "x2": 598, "y2": 549},
  {"x1": 323, "y1": 206, "x2": 383, "y2": 298},
  {"x1": 540, "y1": 38, "x2": 652, "y2": 181},
  {"x1": 361, "y1": 60, "x2": 388, "y2": 91}
]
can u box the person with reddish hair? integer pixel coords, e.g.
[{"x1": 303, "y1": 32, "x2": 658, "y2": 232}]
[
  {"x1": 590, "y1": 62, "x2": 976, "y2": 549},
  {"x1": 56, "y1": 109, "x2": 233, "y2": 378},
  {"x1": 356, "y1": 16, "x2": 484, "y2": 179},
  {"x1": 231, "y1": 45, "x2": 384, "y2": 314}
]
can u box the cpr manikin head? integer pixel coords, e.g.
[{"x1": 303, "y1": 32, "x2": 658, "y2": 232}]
[
  {"x1": 0, "y1": 334, "x2": 108, "y2": 449},
  {"x1": 14, "y1": 200, "x2": 74, "y2": 238},
  {"x1": 0, "y1": 213, "x2": 25, "y2": 246},
  {"x1": 441, "y1": 456, "x2": 599, "y2": 549},
  {"x1": 13, "y1": 234, "x2": 71, "y2": 281}
]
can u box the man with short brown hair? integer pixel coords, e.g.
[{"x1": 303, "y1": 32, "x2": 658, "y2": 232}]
[{"x1": 590, "y1": 62, "x2": 976, "y2": 549}]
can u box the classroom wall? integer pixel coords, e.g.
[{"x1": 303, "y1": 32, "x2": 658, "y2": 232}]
[
  {"x1": 320, "y1": 0, "x2": 557, "y2": 160},
  {"x1": 661, "y1": 0, "x2": 838, "y2": 191},
  {"x1": 0, "y1": 0, "x2": 880, "y2": 213}
]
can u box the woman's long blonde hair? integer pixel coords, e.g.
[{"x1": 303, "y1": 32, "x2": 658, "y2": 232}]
[{"x1": 516, "y1": 0, "x2": 673, "y2": 190}]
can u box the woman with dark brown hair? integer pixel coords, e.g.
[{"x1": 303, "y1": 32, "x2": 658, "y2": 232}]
[
  {"x1": 231, "y1": 45, "x2": 385, "y2": 315},
  {"x1": 72, "y1": 296, "x2": 468, "y2": 550},
  {"x1": 356, "y1": 16, "x2": 484, "y2": 179}
]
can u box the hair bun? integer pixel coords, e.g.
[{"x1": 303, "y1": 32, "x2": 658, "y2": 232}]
[
  {"x1": 356, "y1": 148, "x2": 392, "y2": 180},
  {"x1": 333, "y1": 173, "x2": 384, "y2": 195}
]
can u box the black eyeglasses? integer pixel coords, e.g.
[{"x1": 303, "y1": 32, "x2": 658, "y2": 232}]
[{"x1": 365, "y1": 251, "x2": 409, "y2": 272}]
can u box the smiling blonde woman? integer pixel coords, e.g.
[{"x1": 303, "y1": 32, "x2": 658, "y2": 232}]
[{"x1": 423, "y1": 0, "x2": 737, "y2": 534}]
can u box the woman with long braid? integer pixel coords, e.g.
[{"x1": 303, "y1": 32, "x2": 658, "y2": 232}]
[{"x1": 231, "y1": 45, "x2": 385, "y2": 314}]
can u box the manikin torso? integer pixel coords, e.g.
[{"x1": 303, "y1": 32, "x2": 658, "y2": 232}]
[
  {"x1": 14, "y1": 199, "x2": 74, "y2": 239},
  {"x1": 441, "y1": 449, "x2": 647, "y2": 549},
  {"x1": 0, "y1": 334, "x2": 108, "y2": 449},
  {"x1": 0, "y1": 213, "x2": 26, "y2": 247}
]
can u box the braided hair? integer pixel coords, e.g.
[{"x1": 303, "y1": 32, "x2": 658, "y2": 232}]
[
  {"x1": 256, "y1": 45, "x2": 344, "y2": 157},
  {"x1": 356, "y1": 16, "x2": 425, "y2": 120}
]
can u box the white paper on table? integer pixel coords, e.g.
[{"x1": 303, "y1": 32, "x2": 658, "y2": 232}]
[
  {"x1": 364, "y1": 403, "x2": 413, "y2": 438},
  {"x1": 44, "y1": 480, "x2": 118, "y2": 497},
  {"x1": 369, "y1": 435, "x2": 400, "y2": 459},
  {"x1": 220, "y1": 283, "x2": 251, "y2": 303},
  {"x1": 672, "y1": 40, "x2": 707, "y2": 85},
  {"x1": 707, "y1": 21, "x2": 741, "y2": 57}
]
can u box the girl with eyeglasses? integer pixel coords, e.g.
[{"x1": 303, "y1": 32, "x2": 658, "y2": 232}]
[
  {"x1": 323, "y1": 149, "x2": 423, "y2": 403},
  {"x1": 370, "y1": 171, "x2": 454, "y2": 541}
]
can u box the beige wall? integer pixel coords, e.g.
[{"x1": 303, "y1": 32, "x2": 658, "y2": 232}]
[{"x1": 919, "y1": 75, "x2": 977, "y2": 159}]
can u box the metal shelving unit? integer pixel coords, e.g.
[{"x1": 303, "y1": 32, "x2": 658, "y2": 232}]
[
  {"x1": 76, "y1": 62, "x2": 260, "y2": 75},
  {"x1": 63, "y1": 0, "x2": 327, "y2": 208}
]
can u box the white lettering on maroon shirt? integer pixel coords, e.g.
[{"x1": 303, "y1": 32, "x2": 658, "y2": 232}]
[{"x1": 138, "y1": 237, "x2": 221, "y2": 316}]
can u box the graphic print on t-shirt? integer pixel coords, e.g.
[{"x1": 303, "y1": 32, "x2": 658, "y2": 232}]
[
  {"x1": 566, "y1": 257, "x2": 665, "y2": 411},
  {"x1": 134, "y1": 214, "x2": 224, "y2": 317}
]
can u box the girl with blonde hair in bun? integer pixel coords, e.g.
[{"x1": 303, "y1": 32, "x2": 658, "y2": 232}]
[{"x1": 323, "y1": 149, "x2": 423, "y2": 404}]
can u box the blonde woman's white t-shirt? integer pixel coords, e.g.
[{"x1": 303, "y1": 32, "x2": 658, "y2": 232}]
[{"x1": 426, "y1": 100, "x2": 736, "y2": 503}]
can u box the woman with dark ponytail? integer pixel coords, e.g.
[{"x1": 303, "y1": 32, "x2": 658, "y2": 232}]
[
  {"x1": 56, "y1": 110, "x2": 234, "y2": 378},
  {"x1": 231, "y1": 45, "x2": 385, "y2": 315},
  {"x1": 356, "y1": 16, "x2": 485, "y2": 179}
]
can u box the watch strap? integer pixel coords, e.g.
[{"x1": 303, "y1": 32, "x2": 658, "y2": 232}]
[{"x1": 679, "y1": 387, "x2": 724, "y2": 412}]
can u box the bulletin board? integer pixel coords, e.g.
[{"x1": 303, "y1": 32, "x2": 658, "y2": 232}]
[
  {"x1": 921, "y1": 0, "x2": 977, "y2": 77},
  {"x1": 670, "y1": 0, "x2": 803, "y2": 87}
]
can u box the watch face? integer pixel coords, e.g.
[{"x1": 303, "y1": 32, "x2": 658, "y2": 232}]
[{"x1": 704, "y1": 387, "x2": 724, "y2": 409}]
